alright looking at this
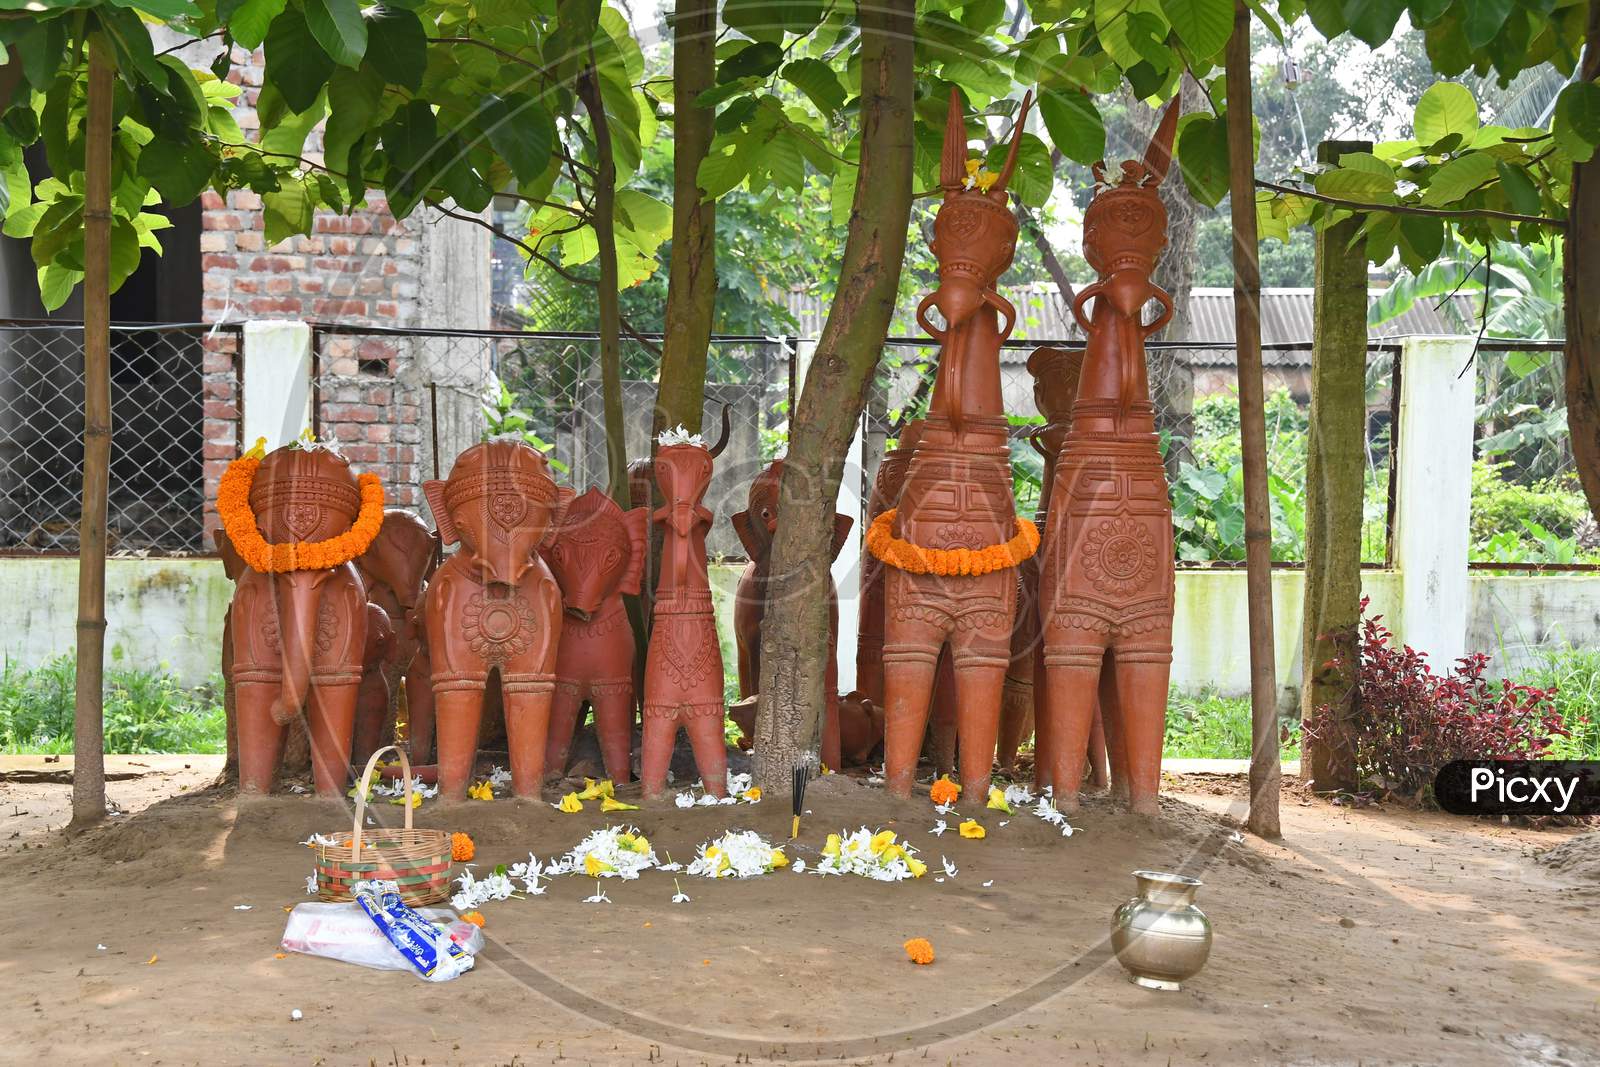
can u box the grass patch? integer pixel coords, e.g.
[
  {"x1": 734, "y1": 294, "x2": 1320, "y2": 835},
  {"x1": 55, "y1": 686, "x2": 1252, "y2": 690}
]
[
  {"x1": 1164, "y1": 688, "x2": 1301, "y2": 761},
  {"x1": 1514, "y1": 645, "x2": 1600, "y2": 759},
  {"x1": 0, "y1": 654, "x2": 226, "y2": 755}
]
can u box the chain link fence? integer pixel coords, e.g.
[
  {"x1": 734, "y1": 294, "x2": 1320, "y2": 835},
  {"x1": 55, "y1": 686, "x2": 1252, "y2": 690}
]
[{"x1": 0, "y1": 320, "x2": 238, "y2": 555}]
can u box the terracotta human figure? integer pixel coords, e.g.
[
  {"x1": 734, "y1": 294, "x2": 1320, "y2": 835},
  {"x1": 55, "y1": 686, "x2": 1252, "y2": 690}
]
[
  {"x1": 355, "y1": 509, "x2": 438, "y2": 760},
  {"x1": 225, "y1": 445, "x2": 369, "y2": 795},
  {"x1": 641, "y1": 439, "x2": 728, "y2": 799},
  {"x1": 731, "y1": 458, "x2": 854, "y2": 770},
  {"x1": 1039, "y1": 102, "x2": 1182, "y2": 815},
  {"x1": 423, "y1": 441, "x2": 568, "y2": 801},
  {"x1": 542, "y1": 487, "x2": 649, "y2": 782},
  {"x1": 879, "y1": 90, "x2": 1035, "y2": 800}
]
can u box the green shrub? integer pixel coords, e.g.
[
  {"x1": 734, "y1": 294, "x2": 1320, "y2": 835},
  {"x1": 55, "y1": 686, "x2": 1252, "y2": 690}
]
[
  {"x1": 0, "y1": 655, "x2": 226, "y2": 754},
  {"x1": 1163, "y1": 688, "x2": 1301, "y2": 760},
  {"x1": 1469, "y1": 461, "x2": 1598, "y2": 564},
  {"x1": 1514, "y1": 646, "x2": 1600, "y2": 759}
]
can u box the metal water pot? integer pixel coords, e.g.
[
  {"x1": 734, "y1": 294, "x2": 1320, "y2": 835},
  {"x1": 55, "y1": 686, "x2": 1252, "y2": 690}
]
[{"x1": 1110, "y1": 870, "x2": 1212, "y2": 990}]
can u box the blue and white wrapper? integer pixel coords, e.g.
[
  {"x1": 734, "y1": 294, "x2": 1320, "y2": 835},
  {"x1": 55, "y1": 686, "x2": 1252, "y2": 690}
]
[{"x1": 352, "y1": 879, "x2": 475, "y2": 982}]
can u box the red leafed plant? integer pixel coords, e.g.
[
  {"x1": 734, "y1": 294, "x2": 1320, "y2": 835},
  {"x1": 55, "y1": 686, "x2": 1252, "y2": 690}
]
[{"x1": 1305, "y1": 599, "x2": 1568, "y2": 800}]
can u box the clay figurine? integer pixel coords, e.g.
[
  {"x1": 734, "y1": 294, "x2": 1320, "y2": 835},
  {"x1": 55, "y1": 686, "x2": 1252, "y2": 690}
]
[
  {"x1": 422, "y1": 441, "x2": 568, "y2": 801},
  {"x1": 1038, "y1": 102, "x2": 1182, "y2": 815},
  {"x1": 354, "y1": 509, "x2": 439, "y2": 762},
  {"x1": 640, "y1": 435, "x2": 728, "y2": 799},
  {"x1": 731, "y1": 458, "x2": 853, "y2": 770},
  {"x1": 878, "y1": 89, "x2": 1035, "y2": 801},
  {"x1": 542, "y1": 487, "x2": 649, "y2": 782}
]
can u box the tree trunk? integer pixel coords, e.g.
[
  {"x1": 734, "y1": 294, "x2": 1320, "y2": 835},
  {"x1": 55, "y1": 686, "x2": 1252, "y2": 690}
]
[
  {"x1": 577, "y1": 55, "x2": 630, "y2": 506},
  {"x1": 71, "y1": 36, "x2": 114, "y2": 831},
  {"x1": 1227, "y1": 0, "x2": 1281, "y2": 839},
  {"x1": 752, "y1": 0, "x2": 914, "y2": 791},
  {"x1": 654, "y1": 0, "x2": 718, "y2": 440},
  {"x1": 1301, "y1": 139, "x2": 1370, "y2": 793},
  {"x1": 1567, "y1": 1, "x2": 1600, "y2": 525}
]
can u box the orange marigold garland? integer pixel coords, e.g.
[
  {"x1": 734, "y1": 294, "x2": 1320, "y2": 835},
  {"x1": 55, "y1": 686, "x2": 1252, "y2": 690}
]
[
  {"x1": 866, "y1": 508, "x2": 1038, "y2": 577},
  {"x1": 217, "y1": 444, "x2": 385, "y2": 573}
]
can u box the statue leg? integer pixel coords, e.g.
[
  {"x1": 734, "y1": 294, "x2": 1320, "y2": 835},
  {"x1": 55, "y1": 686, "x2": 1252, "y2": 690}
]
[
  {"x1": 591, "y1": 684, "x2": 635, "y2": 784},
  {"x1": 951, "y1": 632, "x2": 1009, "y2": 802},
  {"x1": 996, "y1": 675, "x2": 1033, "y2": 774},
  {"x1": 881, "y1": 615, "x2": 946, "y2": 798},
  {"x1": 545, "y1": 684, "x2": 584, "y2": 781},
  {"x1": 502, "y1": 677, "x2": 554, "y2": 800},
  {"x1": 234, "y1": 680, "x2": 286, "y2": 794},
  {"x1": 306, "y1": 681, "x2": 358, "y2": 798},
  {"x1": 639, "y1": 709, "x2": 677, "y2": 800},
  {"x1": 352, "y1": 668, "x2": 389, "y2": 768},
  {"x1": 686, "y1": 708, "x2": 728, "y2": 798},
  {"x1": 927, "y1": 649, "x2": 958, "y2": 779},
  {"x1": 433, "y1": 680, "x2": 486, "y2": 802},
  {"x1": 1031, "y1": 644, "x2": 1053, "y2": 792},
  {"x1": 1112, "y1": 642, "x2": 1172, "y2": 815},
  {"x1": 1041, "y1": 636, "x2": 1108, "y2": 811},
  {"x1": 1087, "y1": 698, "x2": 1111, "y2": 790},
  {"x1": 405, "y1": 647, "x2": 436, "y2": 764}
]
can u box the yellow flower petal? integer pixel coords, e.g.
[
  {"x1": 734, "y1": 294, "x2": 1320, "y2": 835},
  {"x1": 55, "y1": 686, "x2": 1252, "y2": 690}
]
[
  {"x1": 468, "y1": 781, "x2": 495, "y2": 802},
  {"x1": 987, "y1": 786, "x2": 1013, "y2": 814},
  {"x1": 743, "y1": 786, "x2": 762, "y2": 802},
  {"x1": 244, "y1": 436, "x2": 267, "y2": 460},
  {"x1": 584, "y1": 854, "x2": 614, "y2": 878},
  {"x1": 601, "y1": 796, "x2": 639, "y2": 812},
  {"x1": 965, "y1": 157, "x2": 981, "y2": 175},
  {"x1": 975, "y1": 169, "x2": 998, "y2": 191},
  {"x1": 906, "y1": 856, "x2": 927, "y2": 878},
  {"x1": 557, "y1": 792, "x2": 583, "y2": 813},
  {"x1": 823, "y1": 833, "x2": 841, "y2": 857},
  {"x1": 770, "y1": 849, "x2": 788, "y2": 868},
  {"x1": 870, "y1": 829, "x2": 897, "y2": 855},
  {"x1": 958, "y1": 819, "x2": 987, "y2": 839},
  {"x1": 577, "y1": 778, "x2": 615, "y2": 801}
]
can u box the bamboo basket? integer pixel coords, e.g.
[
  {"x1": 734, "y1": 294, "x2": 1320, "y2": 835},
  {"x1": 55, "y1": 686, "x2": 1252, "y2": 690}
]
[{"x1": 313, "y1": 745, "x2": 452, "y2": 906}]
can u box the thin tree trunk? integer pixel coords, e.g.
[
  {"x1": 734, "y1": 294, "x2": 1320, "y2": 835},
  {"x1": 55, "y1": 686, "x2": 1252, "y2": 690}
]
[
  {"x1": 1227, "y1": 0, "x2": 1281, "y2": 839},
  {"x1": 1301, "y1": 139, "x2": 1370, "y2": 793},
  {"x1": 654, "y1": 0, "x2": 718, "y2": 440},
  {"x1": 71, "y1": 36, "x2": 114, "y2": 831},
  {"x1": 1567, "y1": 0, "x2": 1600, "y2": 525},
  {"x1": 577, "y1": 55, "x2": 630, "y2": 506},
  {"x1": 752, "y1": 0, "x2": 914, "y2": 791}
]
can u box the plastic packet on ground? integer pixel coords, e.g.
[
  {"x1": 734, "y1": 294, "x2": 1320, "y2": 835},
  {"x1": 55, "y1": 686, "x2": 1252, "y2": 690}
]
[
  {"x1": 282, "y1": 900, "x2": 482, "y2": 974},
  {"x1": 351, "y1": 880, "x2": 476, "y2": 982}
]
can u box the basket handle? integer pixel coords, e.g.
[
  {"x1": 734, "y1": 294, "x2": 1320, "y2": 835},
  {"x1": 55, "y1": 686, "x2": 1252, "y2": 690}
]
[{"x1": 351, "y1": 744, "x2": 414, "y2": 863}]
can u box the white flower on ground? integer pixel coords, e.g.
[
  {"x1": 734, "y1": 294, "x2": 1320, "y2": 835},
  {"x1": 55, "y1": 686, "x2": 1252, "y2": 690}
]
[
  {"x1": 304, "y1": 873, "x2": 317, "y2": 895},
  {"x1": 791, "y1": 858, "x2": 806, "y2": 873},
  {"x1": 233, "y1": 905, "x2": 252, "y2": 911},
  {"x1": 487, "y1": 765, "x2": 513, "y2": 789},
  {"x1": 507, "y1": 854, "x2": 551, "y2": 895},
  {"x1": 934, "y1": 801, "x2": 959, "y2": 817},
  {"x1": 451, "y1": 868, "x2": 516, "y2": 911},
  {"x1": 656, "y1": 862, "x2": 684, "y2": 873},
  {"x1": 1003, "y1": 782, "x2": 1035, "y2": 808},
  {"x1": 982, "y1": 879, "x2": 994, "y2": 887},
  {"x1": 930, "y1": 820, "x2": 949, "y2": 837},
  {"x1": 671, "y1": 891, "x2": 691, "y2": 904},
  {"x1": 555, "y1": 825, "x2": 658, "y2": 881},
  {"x1": 687, "y1": 830, "x2": 788, "y2": 879},
  {"x1": 299, "y1": 833, "x2": 338, "y2": 847},
  {"x1": 940, "y1": 856, "x2": 958, "y2": 878},
  {"x1": 674, "y1": 793, "x2": 696, "y2": 809},
  {"x1": 696, "y1": 794, "x2": 719, "y2": 807},
  {"x1": 583, "y1": 885, "x2": 611, "y2": 904},
  {"x1": 813, "y1": 827, "x2": 927, "y2": 881}
]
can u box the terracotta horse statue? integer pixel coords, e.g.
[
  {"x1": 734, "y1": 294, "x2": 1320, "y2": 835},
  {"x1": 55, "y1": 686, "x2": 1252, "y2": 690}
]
[
  {"x1": 1038, "y1": 101, "x2": 1181, "y2": 815},
  {"x1": 879, "y1": 88, "x2": 1035, "y2": 800}
]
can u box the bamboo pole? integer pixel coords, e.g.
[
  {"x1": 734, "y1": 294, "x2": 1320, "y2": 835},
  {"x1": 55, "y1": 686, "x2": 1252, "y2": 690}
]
[
  {"x1": 1226, "y1": 0, "x2": 1281, "y2": 838},
  {"x1": 71, "y1": 34, "x2": 114, "y2": 830}
]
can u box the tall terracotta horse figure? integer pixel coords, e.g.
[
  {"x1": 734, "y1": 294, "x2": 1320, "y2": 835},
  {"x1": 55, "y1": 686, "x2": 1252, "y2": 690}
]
[
  {"x1": 1039, "y1": 101, "x2": 1181, "y2": 815},
  {"x1": 878, "y1": 89, "x2": 1038, "y2": 800}
]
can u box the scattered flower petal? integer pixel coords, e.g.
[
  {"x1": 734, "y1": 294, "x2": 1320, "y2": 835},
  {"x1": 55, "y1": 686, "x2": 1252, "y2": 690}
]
[
  {"x1": 904, "y1": 937, "x2": 935, "y2": 965},
  {"x1": 555, "y1": 792, "x2": 583, "y2": 813},
  {"x1": 958, "y1": 820, "x2": 986, "y2": 840}
]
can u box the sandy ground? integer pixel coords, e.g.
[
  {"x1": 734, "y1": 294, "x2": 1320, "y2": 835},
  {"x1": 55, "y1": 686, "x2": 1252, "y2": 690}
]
[{"x1": 3, "y1": 755, "x2": 1598, "y2": 1067}]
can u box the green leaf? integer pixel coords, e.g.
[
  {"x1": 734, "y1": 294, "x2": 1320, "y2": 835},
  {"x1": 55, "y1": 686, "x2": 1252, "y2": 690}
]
[
  {"x1": 324, "y1": 66, "x2": 383, "y2": 176},
  {"x1": 984, "y1": 132, "x2": 1052, "y2": 208},
  {"x1": 1554, "y1": 80, "x2": 1600, "y2": 163},
  {"x1": 718, "y1": 41, "x2": 784, "y2": 83},
  {"x1": 1305, "y1": 0, "x2": 1346, "y2": 38},
  {"x1": 38, "y1": 260, "x2": 82, "y2": 313},
  {"x1": 263, "y1": 180, "x2": 313, "y2": 245},
  {"x1": 478, "y1": 94, "x2": 554, "y2": 185},
  {"x1": 108, "y1": 216, "x2": 142, "y2": 294},
  {"x1": 1038, "y1": 88, "x2": 1105, "y2": 166},
  {"x1": 1398, "y1": 213, "x2": 1445, "y2": 266},
  {"x1": 365, "y1": 6, "x2": 426, "y2": 91},
  {"x1": 722, "y1": 0, "x2": 784, "y2": 44},
  {"x1": 1176, "y1": 112, "x2": 1229, "y2": 208},
  {"x1": 259, "y1": 86, "x2": 327, "y2": 159},
  {"x1": 136, "y1": 141, "x2": 215, "y2": 206},
  {"x1": 1414, "y1": 82, "x2": 1478, "y2": 146},
  {"x1": 1495, "y1": 160, "x2": 1541, "y2": 216},
  {"x1": 781, "y1": 58, "x2": 846, "y2": 116},
  {"x1": 1461, "y1": 0, "x2": 1513, "y2": 49},
  {"x1": 219, "y1": 0, "x2": 286, "y2": 50},
  {"x1": 1160, "y1": 0, "x2": 1233, "y2": 59},
  {"x1": 941, "y1": 56, "x2": 1010, "y2": 101},
  {"x1": 264, "y1": 6, "x2": 336, "y2": 113},
  {"x1": 1342, "y1": 0, "x2": 1405, "y2": 47},
  {"x1": 1314, "y1": 152, "x2": 1397, "y2": 202},
  {"x1": 1419, "y1": 149, "x2": 1497, "y2": 205},
  {"x1": 697, "y1": 140, "x2": 752, "y2": 199},
  {"x1": 561, "y1": 224, "x2": 598, "y2": 266},
  {"x1": 304, "y1": 0, "x2": 368, "y2": 68},
  {"x1": 380, "y1": 98, "x2": 441, "y2": 218}
]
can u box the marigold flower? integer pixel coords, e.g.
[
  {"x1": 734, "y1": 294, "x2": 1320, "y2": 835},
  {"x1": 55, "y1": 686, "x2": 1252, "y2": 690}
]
[
  {"x1": 903, "y1": 937, "x2": 935, "y2": 965},
  {"x1": 450, "y1": 832, "x2": 475, "y2": 862},
  {"x1": 216, "y1": 454, "x2": 385, "y2": 574},
  {"x1": 929, "y1": 776, "x2": 961, "y2": 806},
  {"x1": 460, "y1": 910, "x2": 485, "y2": 927},
  {"x1": 866, "y1": 509, "x2": 1038, "y2": 576},
  {"x1": 958, "y1": 819, "x2": 986, "y2": 839}
]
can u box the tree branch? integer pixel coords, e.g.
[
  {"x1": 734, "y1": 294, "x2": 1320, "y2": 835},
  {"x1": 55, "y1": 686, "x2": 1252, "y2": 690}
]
[{"x1": 1256, "y1": 178, "x2": 1566, "y2": 228}]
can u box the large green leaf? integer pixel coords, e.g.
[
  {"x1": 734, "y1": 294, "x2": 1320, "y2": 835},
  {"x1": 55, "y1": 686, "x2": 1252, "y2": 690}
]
[
  {"x1": 1414, "y1": 81, "x2": 1478, "y2": 146},
  {"x1": 782, "y1": 58, "x2": 846, "y2": 116},
  {"x1": 323, "y1": 66, "x2": 384, "y2": 177},
  {"x1": 1342, "y1": 0, "x2": 1406, "y2": 46},
  {"x1": 722, "y1": 0, "x2": 785, "y2": 44},
  {"x1": 136, "y1": 141, "x2": 215, "y2": 206},
  {"x1": 1161, "y1": 0, "x2": 1233, "y2": 59},
  {"x1": 263, "y1": 180, "x2": 313, "y2": 245},
  {"x1": 1038, "y1": 88, "x2": 1105, "y2": 166},
  {"x1": 380, "y1": 98, "x2": 441, "y2": 217},
  {"x1": 1420, "y1": 149, "x2": 1498, "y2": 205},
  {"x1": 107, "y1": 0, "x2": 200, "y2": 18},
  {"x1": 478, "y1": 94, "x2": 555, "y2": 185},
  {"x1": 365, "y1": 6, "x2": 426, "y2": 91},
  {"x1": 718, "y1": 41, "x2": 784, "y2": 83},
  {"x1": 304, "y1": 0, "x2": 368, "y2": 68},
  {"x1": 983, "y1": 132, "x2": 1052, "y2": 208},
  {"x1": 1554, "y1": 80, "x2": 1600, "y2": 163},
  {"x1": 264, "y1": 7, "x2": 336, "y2": 113},
  {"x1": 1461, "y1": 0, "x2": 1514, "y2": 49},
  {"x1": 219, "y1": 0, "x2": 286, "y2": 50},
  {"x1": 1176, "y1": 112, "x2": 1229, "y2": 207},
  {"x1": 1495, "y1": 160, "x2": 1542, "y2": 216}
]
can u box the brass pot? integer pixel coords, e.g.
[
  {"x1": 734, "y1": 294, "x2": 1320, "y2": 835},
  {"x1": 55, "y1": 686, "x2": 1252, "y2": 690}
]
[{"x1": 1110, "y1": 870, "x2": 1212, "y2": 991}]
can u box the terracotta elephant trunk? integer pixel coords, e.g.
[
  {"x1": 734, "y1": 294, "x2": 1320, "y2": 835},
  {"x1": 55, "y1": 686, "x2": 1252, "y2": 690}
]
[
  {"x1": 542, "y1": 487, "x2": 649, "y2": 782},
  {"x1": 1038, "y1": 101, "x2": 1182, "y2": 816},
  {"x1": 423, "y1": 441, "x2": 569, "y2": 801}
]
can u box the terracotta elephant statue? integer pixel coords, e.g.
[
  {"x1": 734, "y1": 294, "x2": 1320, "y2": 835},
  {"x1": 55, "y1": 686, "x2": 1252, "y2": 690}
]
[
  {"x1": 354, "y1": 509, "x2": 439, "y2": 764},
  {"x1": 223, "y1": 445, "x2": 370, "y2": 796},
  {"x1": 1038, "y1": 102, "x2": 1182, "y2": 815},
  {"x1": 542, "y1": 487, "x2": 649, "y2": 783},
  {"x1": 422, "y1": 440, "x2": 570, "y2": 801},
  {"x1": 731, "y1": 458, "x2": 854, "y2": 770}
]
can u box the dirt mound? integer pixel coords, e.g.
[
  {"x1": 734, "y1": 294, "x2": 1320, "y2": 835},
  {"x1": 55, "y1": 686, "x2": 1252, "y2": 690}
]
[{"x1": 1537, "y1": 831, "x2": 1600, "y2": 882}]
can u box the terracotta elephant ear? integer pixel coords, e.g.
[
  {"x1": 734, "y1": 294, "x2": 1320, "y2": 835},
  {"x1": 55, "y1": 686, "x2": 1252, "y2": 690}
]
[
  {"x1": 731, "y1": 508, "x2": 763, "y2": 561},
  {"x1": 830, "y1": 513, "x2": 855, "y2": 562},
  {"x1": 619, "y1": 505, "x2": 649, "y2": 596},
  {"x1": 542, "y1": 484, "x2": 577, "y2": 548},
  {"x1": 213, "y1": 526, "x2": 247, "y2": 582}
]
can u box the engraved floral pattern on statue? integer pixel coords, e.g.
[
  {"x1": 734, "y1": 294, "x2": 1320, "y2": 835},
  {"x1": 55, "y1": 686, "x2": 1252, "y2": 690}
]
[
  {"x1": 1080, "y1": 516, "x2": 1156, "y2": 597},
  {"x1": 461, "y1": 588, "x2": 538, "y2": 661},
  {"x1": 262, "y1": 600, "x2": 339, "y2": 655},
  {"x1": 488, "y1": 493, "x2": 526, "y2": 530},
  {"x1": 283, "y1": 501, "x2": 321, "y2": 541},
  {"x1": 933, "y1": 521, "x2": 985, "y2": 549}
]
